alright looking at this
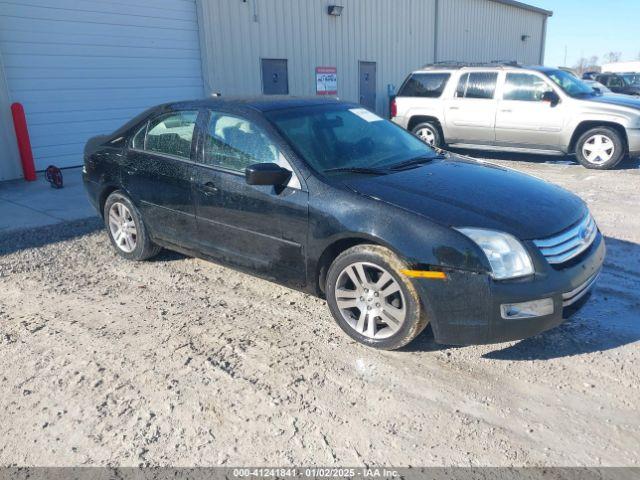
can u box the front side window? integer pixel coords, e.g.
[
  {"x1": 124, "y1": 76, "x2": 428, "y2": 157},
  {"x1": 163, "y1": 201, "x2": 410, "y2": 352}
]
[
  {"x1": 144, "y1": 111, "x2": 197, "y2": 159},
  {"x1": 398, "y1": 73, "x2": 451, "y2": 98},
  {"x1": 204, "y1": 113, "x2": 281, "y2": 172},
  {"x1": 503, "y1": 73, "x2": 554, "y2": 101},
  {"x1": 456, "y1": 72, "x2": 498, "y2": 99}
]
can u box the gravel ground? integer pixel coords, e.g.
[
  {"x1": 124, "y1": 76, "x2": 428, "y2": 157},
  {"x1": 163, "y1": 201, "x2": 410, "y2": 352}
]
[{"x1": 0, "y1": 154, "x2": 639, "y2": 467}]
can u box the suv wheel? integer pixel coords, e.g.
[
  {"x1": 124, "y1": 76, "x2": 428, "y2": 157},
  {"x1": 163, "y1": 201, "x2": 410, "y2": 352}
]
[
  {"x1": 412, "y1": 122, "x2": 443, "y2": 148},
  {"x1": 325, "y1": 245, "x2": 428, "y2": 350},
  {"x1": 576, "y1": 127, "x2": 625, "y2": 169},
  {"x1": 104, "y1": 191, "x2": 161, "y2": 261}
]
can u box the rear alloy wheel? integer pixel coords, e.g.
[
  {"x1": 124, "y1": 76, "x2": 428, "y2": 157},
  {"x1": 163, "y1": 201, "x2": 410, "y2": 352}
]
[
  {"x1": 326, "y1": 245, "x2": 428, "y2": 350},
  {"x1": 576, "y1": 127, "x2": 625, "y2": 169},
  {"x1": 412, "y1": 122, "x2": 443, "y2": 148},
  {"x1": 103, "y1": 191, "x2": 161, "y2": 261}
]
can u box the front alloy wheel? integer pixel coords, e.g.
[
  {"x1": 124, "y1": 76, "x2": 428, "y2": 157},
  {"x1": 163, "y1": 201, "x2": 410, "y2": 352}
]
[
  {"x1": 325, "y1": 244, "x2": 428, "y2": 350},
  {"x1": 334, "y1": 262, "x2": 406, "y2": 339}
]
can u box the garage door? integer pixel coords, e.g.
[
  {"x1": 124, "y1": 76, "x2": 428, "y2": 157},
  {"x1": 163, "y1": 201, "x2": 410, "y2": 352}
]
[{"x1": 0, "y1": 0, "x2": 204, "y2": 170}]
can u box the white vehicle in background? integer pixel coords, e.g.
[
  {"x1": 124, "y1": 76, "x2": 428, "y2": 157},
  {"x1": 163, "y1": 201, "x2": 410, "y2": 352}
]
[{"x1": 391, "y1": 62, "x2": 640, "y2": 169}]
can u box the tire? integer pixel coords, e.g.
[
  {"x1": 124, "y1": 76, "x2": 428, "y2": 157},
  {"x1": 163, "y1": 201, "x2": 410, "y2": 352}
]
[
  {"x1": 575, "y1": 127, "x2": 626, "y2": 170},
  {"x1": 325, "y1": 244, "x2": 428, "y2": 350},
  {"x1": 103, "y1": 191, "x2": 161, "y2": 261},
  {"x1": 412, "y1": 122, "x2": 443, "y2": 148}
]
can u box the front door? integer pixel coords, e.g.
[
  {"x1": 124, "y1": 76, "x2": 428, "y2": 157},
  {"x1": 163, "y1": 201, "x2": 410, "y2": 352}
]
[
  {"x1": 359, "y1": 61, "x2": 377, "y2": 111},
  {"x1": 123, "y1": 110, "x2": 199, "y2": 246},
  {"x1": 495, "y1": 73, "x2": 566, "y2": 149},
  {"x1": 444, "y1": 71, "x2": 499, "y2": 144},
  {"x1": 192, "y1": 111, "x2": 308, "y2": 287}
]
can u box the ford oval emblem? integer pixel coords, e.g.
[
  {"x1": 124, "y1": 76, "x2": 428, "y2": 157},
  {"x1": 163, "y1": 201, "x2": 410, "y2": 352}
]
[{"x1": 578, "y1": 226, "x2": 588, "y2": 243}]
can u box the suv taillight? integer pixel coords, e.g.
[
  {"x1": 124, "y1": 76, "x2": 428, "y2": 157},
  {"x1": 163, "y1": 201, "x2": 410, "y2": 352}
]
[{"x1": 390, "y1": 97, "x2": 397, "y2": 118}]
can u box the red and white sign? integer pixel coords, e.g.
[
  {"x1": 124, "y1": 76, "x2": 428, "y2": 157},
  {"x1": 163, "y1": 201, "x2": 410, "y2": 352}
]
[{"x1": 316, "y1": 66, "x2": 338, "y2": 95}]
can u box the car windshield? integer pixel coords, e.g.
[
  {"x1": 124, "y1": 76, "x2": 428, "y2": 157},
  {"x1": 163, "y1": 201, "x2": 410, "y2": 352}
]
[
  {"x1": 265, "y1": 104, "x2": 437, "y2": 175},
  {"x1": 546, "y1": 69, "x2": 596, "y2": 97}
]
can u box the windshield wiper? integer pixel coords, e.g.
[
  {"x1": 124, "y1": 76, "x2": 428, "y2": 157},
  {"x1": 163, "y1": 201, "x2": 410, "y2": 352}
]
[
  {"x1": 388, "y1": 155, "x2": 443, "y2": 171},
  {"x1": 323, "y1": 166, "x2": 388, "y2": 175}
]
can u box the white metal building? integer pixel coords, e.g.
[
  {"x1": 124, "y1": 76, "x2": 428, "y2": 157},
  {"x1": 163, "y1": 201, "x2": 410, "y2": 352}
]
[{"x1": 0, "y1": 0, "x2": 551, "y2": 181}]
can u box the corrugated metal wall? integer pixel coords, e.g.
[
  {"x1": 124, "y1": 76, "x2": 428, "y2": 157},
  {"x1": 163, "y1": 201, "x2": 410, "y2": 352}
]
[
  {"x1": 197, "y1": 0, "x2": 547, "y2": 117},
  {"x1": 437, "y1": 0, "x2": 545, "y2": 64},
  {"x1": 0, "y1": 0, "x2": 204, "y2": 172},
  {"x1": 198, "y1": 0, "x2": 438, "y2": 116}
]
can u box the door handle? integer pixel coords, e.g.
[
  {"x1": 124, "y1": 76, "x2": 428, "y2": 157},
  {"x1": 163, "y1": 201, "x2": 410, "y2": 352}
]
[
  {"x1": 199, "y1": 181, "x2": 218, "y2": 195},
  {"x1": 449, "y1": 106, "x2": 459, "y2": 110},
  {"x1": 500, "y1": 109, "x2": 512, "y2": 113}
]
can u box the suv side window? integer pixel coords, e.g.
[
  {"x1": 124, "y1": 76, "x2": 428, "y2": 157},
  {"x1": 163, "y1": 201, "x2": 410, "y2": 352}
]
[
  {"x1": 143, "y1": 111, "x2": 198, "y2": 159},
  {"x1": 608, "y1": 76, "x2": 624, "y2": 88},
  {"x1": 398, "y1": 73, "x2": 451, "y2": 98},
  {"x1": 455, "y1": 72, "x2": 498, "y2": 99},
  {"x1": 503, "y1": 73, "x2": 553, "y2": 101}
]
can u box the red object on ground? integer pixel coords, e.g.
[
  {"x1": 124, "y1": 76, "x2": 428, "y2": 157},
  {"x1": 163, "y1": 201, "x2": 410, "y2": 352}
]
[{"x1": 10, "y1": 102, "x2": 36, "y2": 181}]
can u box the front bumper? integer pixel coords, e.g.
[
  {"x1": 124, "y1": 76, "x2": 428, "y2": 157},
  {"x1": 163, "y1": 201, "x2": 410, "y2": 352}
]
[
  {"x1": 415, "y1": 232, "x2": 606, "y2": 345},
  {"x1": 627, "y1": 128, "x2": 640, "y2": 157}
]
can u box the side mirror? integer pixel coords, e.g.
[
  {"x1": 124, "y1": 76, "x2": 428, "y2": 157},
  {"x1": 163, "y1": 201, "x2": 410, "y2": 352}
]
[
  {"x1": 592, "y1": 87, "x2": 602, "y2": 94},
  {"x1": 245, "y1": 163, "x2": 291, "y2": 186},
  {"x1": 541, "y1": 90, "x2": 560, "y2": 106}
]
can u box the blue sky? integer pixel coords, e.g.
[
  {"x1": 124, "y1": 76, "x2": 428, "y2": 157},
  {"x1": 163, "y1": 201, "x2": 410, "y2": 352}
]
[{"x1": 527, "y1": 0, "x2": 640, "y2": 67}]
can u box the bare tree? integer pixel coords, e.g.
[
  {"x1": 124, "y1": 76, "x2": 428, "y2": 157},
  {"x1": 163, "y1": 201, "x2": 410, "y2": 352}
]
[
  {"x1": 603, "y1": 51, "x2": 622, "y2": 63},
  {"x1": 574, "y1": 56, "x2": 600, "y2": 75}
]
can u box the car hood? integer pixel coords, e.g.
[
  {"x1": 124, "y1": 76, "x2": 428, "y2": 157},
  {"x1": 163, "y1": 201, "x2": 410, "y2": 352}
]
[
  {"x1": 342, "y1": 158, "x2": 587, "y2": 240},
  {"x1": 582, "y1": 93, "x2": 640, "y2": 109}
]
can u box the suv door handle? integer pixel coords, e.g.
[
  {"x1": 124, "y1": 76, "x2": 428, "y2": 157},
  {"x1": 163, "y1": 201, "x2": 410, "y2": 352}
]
[
  {"x1": 199, "y1": 181, "x2": 218, "y2": 195},
  {"x1": 500, "y1": 109, "x2": 512, "y2": 113},
  {"x1": 449, "y1": 106, "x2": 459, "y2": 110}
]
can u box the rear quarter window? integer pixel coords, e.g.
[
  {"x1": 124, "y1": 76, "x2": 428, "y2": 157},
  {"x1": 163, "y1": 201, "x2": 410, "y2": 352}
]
[{"x1": 398, "y1": 73, "x2": 451, "y2": 98}]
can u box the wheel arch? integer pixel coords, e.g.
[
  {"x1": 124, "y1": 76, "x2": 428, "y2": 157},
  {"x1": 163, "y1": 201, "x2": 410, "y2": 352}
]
[
  {"x1": 315, "y1": 234, "x2": 403, "y2": 297},
  {"x1": 407, "y1": 115, "x2": 444, "y2": 137},
  {"x1": 569, "y1": 121, "x2": 628, "y2": 154}
]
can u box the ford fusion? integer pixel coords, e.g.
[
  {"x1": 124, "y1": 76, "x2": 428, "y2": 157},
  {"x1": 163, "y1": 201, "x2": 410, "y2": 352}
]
[{"x1": 83, "y1": 98, "x2": 605, "y2": 350}]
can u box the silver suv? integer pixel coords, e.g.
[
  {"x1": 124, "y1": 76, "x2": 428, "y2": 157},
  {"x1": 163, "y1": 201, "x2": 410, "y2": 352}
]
[{"x1": 391, "y1": 63, "x2": 640, "y2": 169}]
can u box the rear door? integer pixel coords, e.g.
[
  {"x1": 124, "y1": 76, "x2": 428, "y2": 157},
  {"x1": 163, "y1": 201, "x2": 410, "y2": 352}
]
[
  {"x1": 191, "y1": 110, "x2": 308, "y2": 287},
  {"x1": 123, "y1": 110, "x2": 200, "y2": 246},
  {"x1": 495, "y1": 72, "x2": 566, "y2": 149},
  {"x1": 444, "y1": 71, "x2": 499, "y2": 144}
]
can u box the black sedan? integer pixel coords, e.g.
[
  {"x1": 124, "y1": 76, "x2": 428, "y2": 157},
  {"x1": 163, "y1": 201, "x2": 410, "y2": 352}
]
[{"x1": 83, "y1": 97, "x2": 605, "y2": 350}]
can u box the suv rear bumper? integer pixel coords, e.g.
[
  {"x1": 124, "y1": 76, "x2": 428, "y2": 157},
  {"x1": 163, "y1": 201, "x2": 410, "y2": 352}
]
[{"x1": 413, "y1": 232, "x2": 606, "y2": 345}]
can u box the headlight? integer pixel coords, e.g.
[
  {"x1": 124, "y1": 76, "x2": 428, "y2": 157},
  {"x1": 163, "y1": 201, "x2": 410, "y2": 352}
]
[{"x1": 456, "y1": 228, "x2": 534, "y2": 280}]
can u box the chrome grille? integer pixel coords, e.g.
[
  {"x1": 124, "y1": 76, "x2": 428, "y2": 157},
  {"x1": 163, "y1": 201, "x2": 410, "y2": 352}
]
[
  {"x1": 534, "y1": 214, "x2": 597, "y2": 265},
  {"x1": 562, "y1": 270, "x2": 601, "y2": 307}
]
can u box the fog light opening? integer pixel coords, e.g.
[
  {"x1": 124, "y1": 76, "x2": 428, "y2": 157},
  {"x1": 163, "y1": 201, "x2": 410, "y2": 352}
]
[{"x1": 500, "y1": 298, "x2": 554, "y2": 320}]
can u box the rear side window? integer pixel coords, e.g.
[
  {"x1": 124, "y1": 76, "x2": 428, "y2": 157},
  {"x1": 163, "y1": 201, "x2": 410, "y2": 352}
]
[
  {"x1": 144, "y1": 111, "x2": 198, "y2": 159},
  {"x1": 455, "y1": 72, "x2": 498, "y2": 99},
  {"x1": 398, "y1": 73, "x2": 451, "y2": 98}
]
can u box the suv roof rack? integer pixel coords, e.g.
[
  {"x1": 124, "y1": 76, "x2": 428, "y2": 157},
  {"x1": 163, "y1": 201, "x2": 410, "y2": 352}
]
[{"x1": 419, "y1": 60, "x2": 523, "y2": 70}]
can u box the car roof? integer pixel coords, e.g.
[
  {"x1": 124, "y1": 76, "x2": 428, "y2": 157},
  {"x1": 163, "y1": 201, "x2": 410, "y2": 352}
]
[
  {"x1": 162, "y1": 96, "x2": 346, "y2": 113},
  {"x1": 411, "y1": 63, "x2": 558, "y2": 74}
]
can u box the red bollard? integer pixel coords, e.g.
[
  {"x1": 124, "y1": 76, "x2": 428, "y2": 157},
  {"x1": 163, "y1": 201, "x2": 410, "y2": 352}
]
[{"x1": 10, "y1": 102, "x2": 36, "y2": 181}]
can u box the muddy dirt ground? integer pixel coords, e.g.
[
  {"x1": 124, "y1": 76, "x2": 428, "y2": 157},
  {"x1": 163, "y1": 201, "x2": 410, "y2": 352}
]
[{"x1": 0, "y1": 154, "x2": 639, "y2": 467}]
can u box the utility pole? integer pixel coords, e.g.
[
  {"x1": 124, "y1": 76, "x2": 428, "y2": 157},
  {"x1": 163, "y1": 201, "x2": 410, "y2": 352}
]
[{"x1": 564, "y1": 45, "x2": 568, "y2": 66}]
